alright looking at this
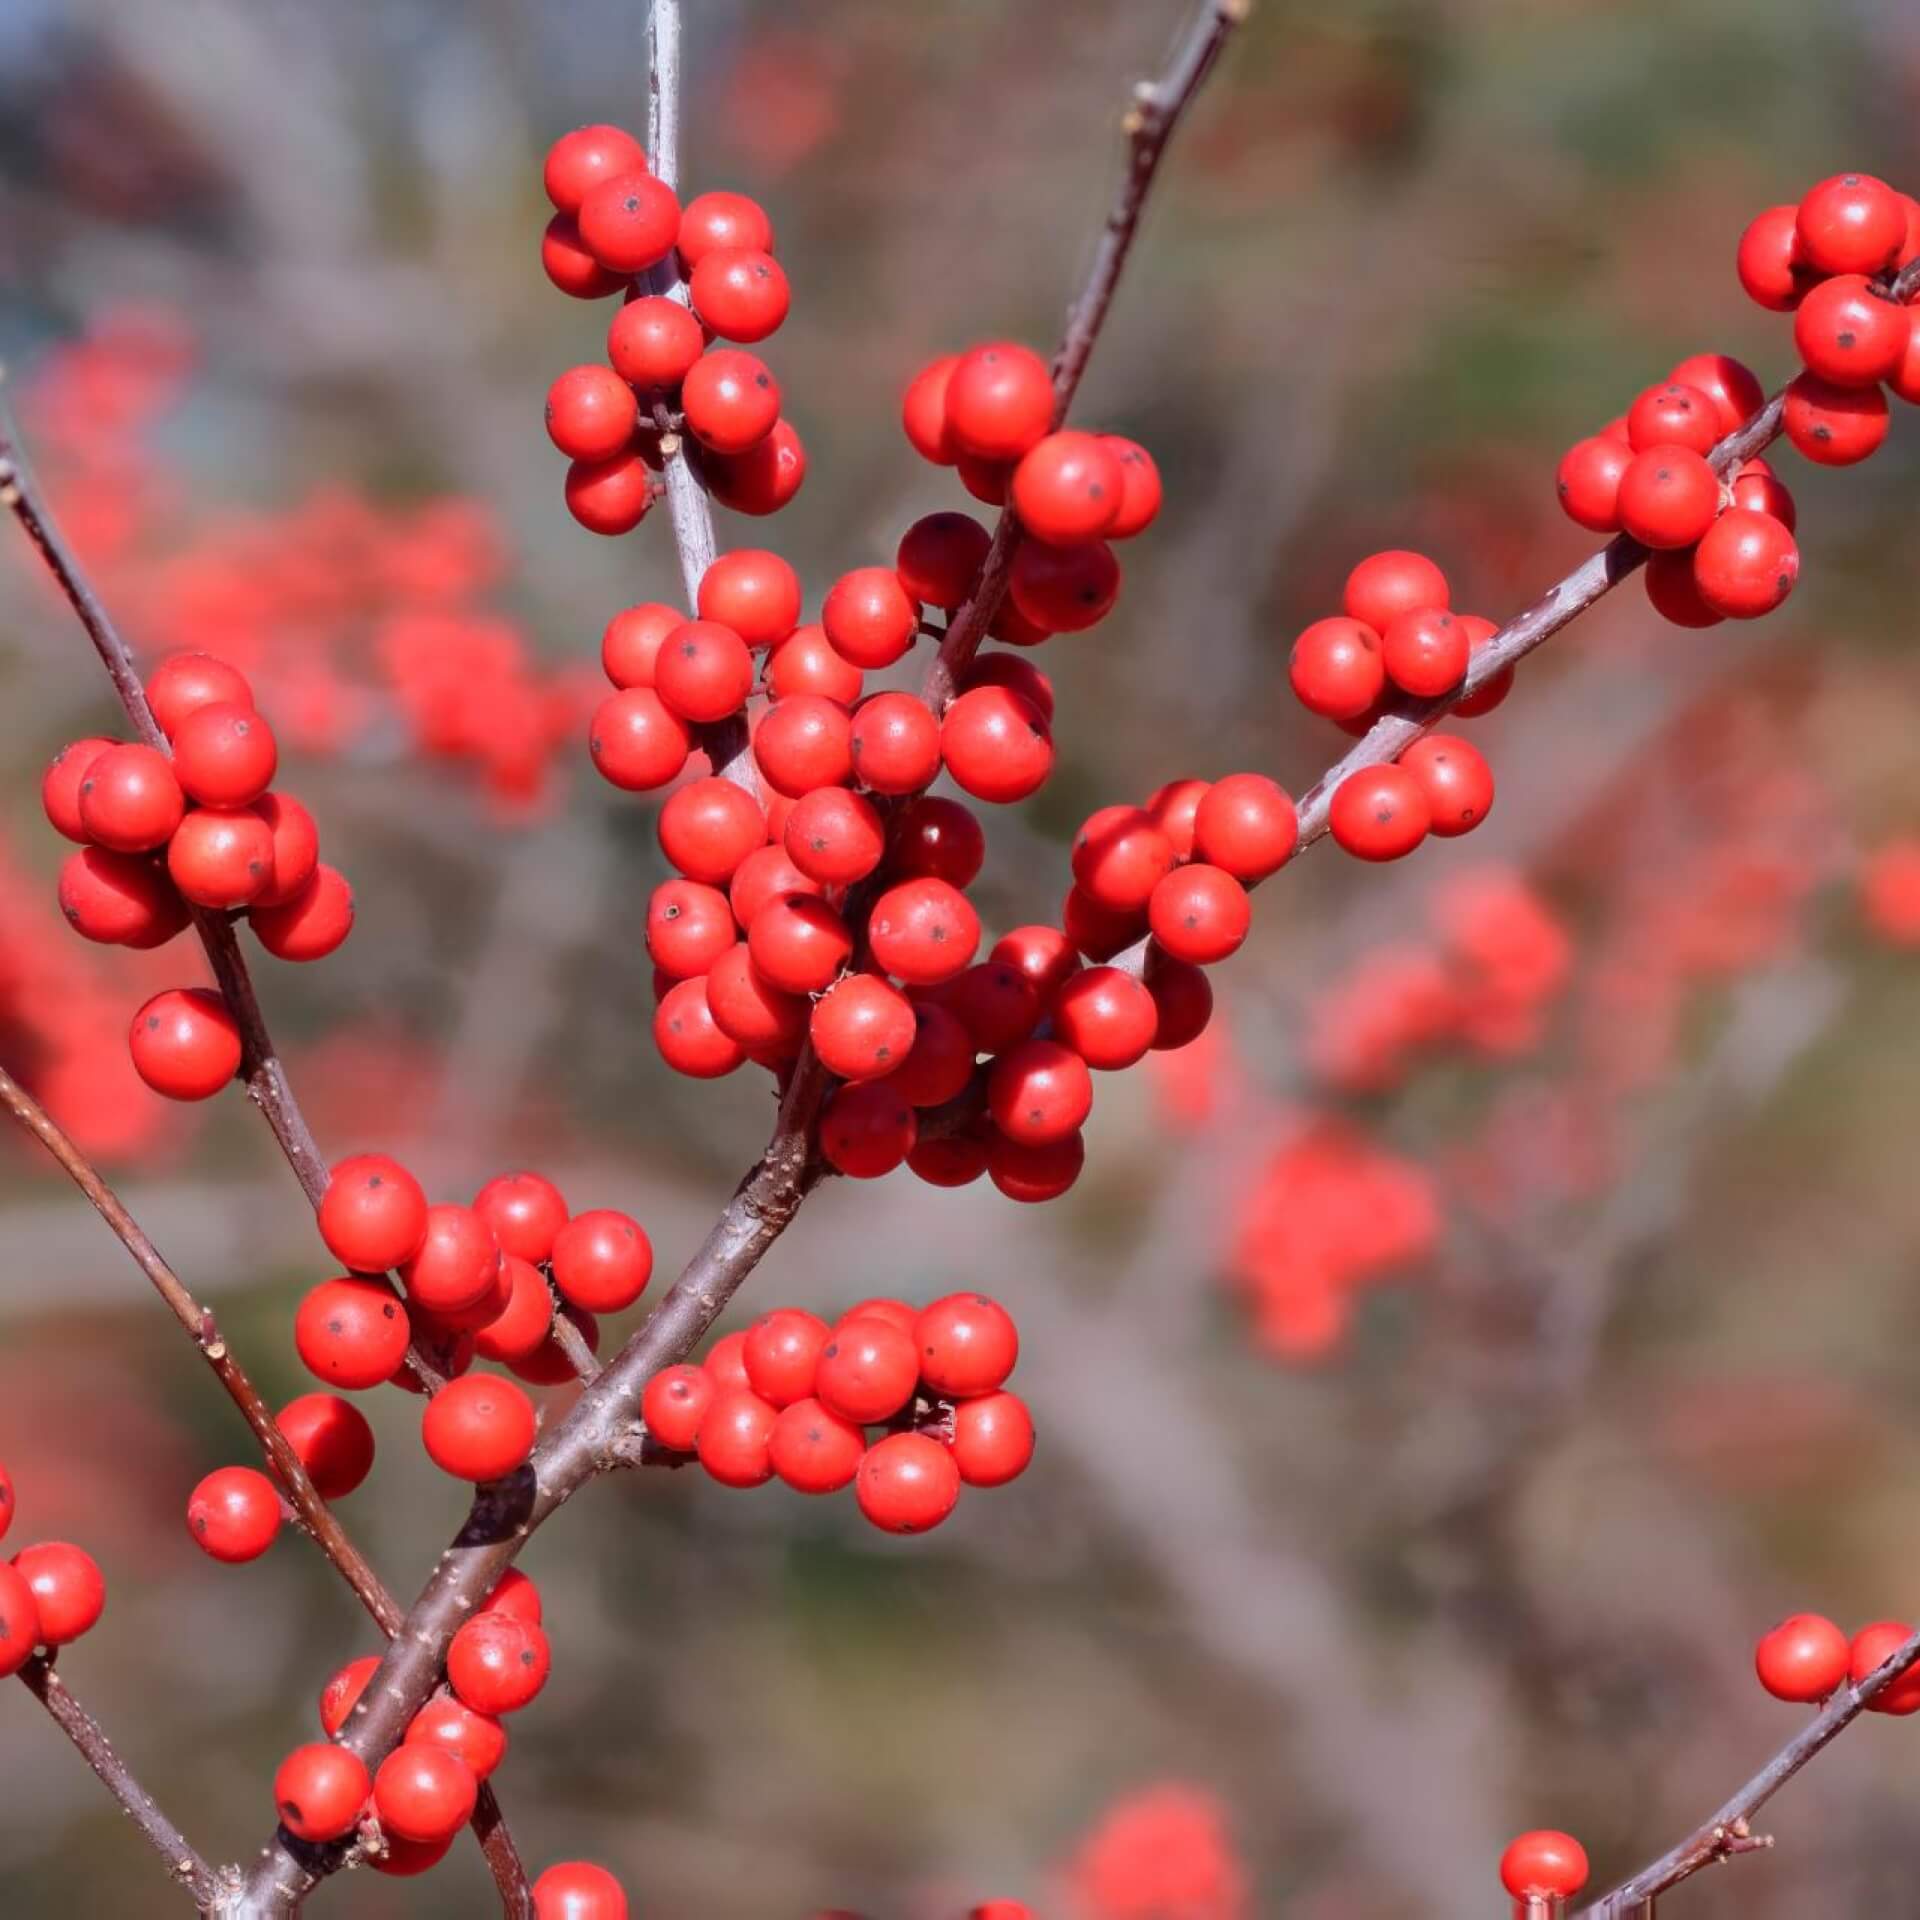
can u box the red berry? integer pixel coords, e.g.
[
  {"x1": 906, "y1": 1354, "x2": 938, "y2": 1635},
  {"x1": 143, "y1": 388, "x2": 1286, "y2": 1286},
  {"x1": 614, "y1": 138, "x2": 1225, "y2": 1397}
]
[
  {"x1": 1328, "y1": 765, "x2": 1431, "y2": 861},
  {"x1": 10, "y1": 1542, "x2": 104, "y2": 1645},
  {"x1": 823, "y1": 566, "x2": 919, "y2": 669},
  {"x1": 1051, "y1": 965, "x2": 1158, "y2": 1070},
  {"x1": 534, "y1": 1863, "x2": 630, "y2": 1920},
  {"x1": 1071, "y1": 804, "x2": 1176, "y2": 912},
  {"x1": 769, "y1": 1399, "x2": 866, "y2": 1493},
  {"x1": 850, "y1": 691, "x2": 943, "y2": 794},
  {"x1": 1148, "y1": 863, "x2": 1251, "y2": 964},
  {"x1": 676, "y1": 190, "x2": 774, "y2": 270},
  {"x1": 1729, "y1": 456, "x2": 1797, "y2": 531},
  {"x1": 543, "y1": 214, "x2": 625, "y2": 299},
  {"x1": 274, "y1": 1742, "x2": 370, "y2": 1842},
  {"x1": 654, "y1": 619, "x2": 754, "y2": 724},
  {"x1": 589, "y1": 688, "x2": 692, "y2": 791},
  {"x1": 473, "y1": 1172, "x2": 569, "y2": 1266},
  {"x1": 702, "y1": 943, "x2": 804, "y2": 1057},
  {"x1": 1007, "y1": 538, "x2": 1120, "y2": 633},
  {"x1": 1643, "y1": 548, "x2": 1725, "y2": 629},
  {"x1": 374, "y1": 1742, "x2": 477, "y2": 1843},
  {"x1": 868, "y1": 877, "x2": 981, "y2": 985},
  {"x1": 857, "y1": 1431, "x2": 961, "y2": 1533},
  {"x1": 1755, "y1": 1613, "x2": 1849, "y2": 1704},
  {"x1": 658, "y1": 777, "x2": 767, "y2": 884},
  {"x1": 487, "y1": 1568, "x2": 544, "y2": 1621},
  {"x1": 704, "y1": 418, "x2": 807, "y2": 514},
  {"x1": 318, "y1": 1654, "x2": 380, "y2": 1736},
  {"x1": 945, "y1": 342, "x2": 1053, "y2": 461},
  {"x1": 186, "y1": 1466, "x2": 280, "y2": 1562},
  {"x1": 422, "y1": 1374, "x2": 536, "y2": 1482},
  {"x1": 987, "y1": 1039, "x2": 1092, "y2": 1146},
  {"x1": 1343, "y1": 550, "x2": 1448, "y2": 633},
  {"x1": 696, "y1": 1388, "x2": 779, "y2": 1487},
  {"x1": 546, "y1": 364, "x2": 639, "y2": 462},
  {"x1": 1691, "y1": 508, "x2": 1798, "y2": 619},
  {"x1": 1011, "y1": 430, "x2": 1123, "y2": 544},
  {"x1": 606, "y1": 295, "x2": 705, "y2": 390},
  {"x1": 1615, "y1": 446, "x2": 1720, "y2": 549},
  {"x1": 146, "y1": 651, "x2": 253, "y2": 739},
  {"x1": 171, "y1": 702, "x2": 276, "y2": 808},
  {"x1": 274, "y1": 1393, "x2": 377, "y2": 1501},
  {"x1": 883, "y1": 1001, "x2": 976, "y2": 1107},
  {"x1": 704, "y1": 1330, "x2": 752, "y2": 1393},
  {"x1": 1736, "y1": 204, "x2": 1814, "y2": 311},
  {"x1": 1289, "y1": 618, "x2": 1384, "y2": 721},
  {"x1": 1498, "y1": 1831, "x2": 1589, "y2": 1899},
  {"x1": 810, "y1": 973, "x2": 918, "y2": 1080},
  {"x1": 698, "y1": 548, "x2": 801, "y2": 648},
  {"x1": 543, "y1": 124, "x2": 647, "y2": 214},
  {"x1": 749, "y1": 892, "x2": 852, "y2": 994},
  {"x1": 1398, "y1": 733, "x2": 1493, "y2": 838},
  {"x1": 405, "y1": 1694, "x2": 508, "y2": 1783},
  {"x1": 58, "y1": 847, "x2": 187, "y2": 947},
  {"x1": 642, "y1": 1364, "x2": 714, "y2": 1451},
  {"x1": 566, "y1": 449, "x2": 654, "y2": 534},
  {"x1": 166, "y1": 805, "x2": 275, "y2": 908},
  {"x1": 1793, "y1": 273, "x2": 1908, "y2": 387},
  {"x1": 821, "y1": 1081, "x2": 919, "y2": 1178},
  {"x1": 785, "y1": 786, "x2": 887, "y2": 886},
  {"x1": 1144, "y1": 952, "x2": 1213, "y2": 1051},
  {"x1": 1851, "y1": 1621, "x2": 1920, "y2": 1713},
  {"x1": 753, "y1": 695, "x2": 853, "y2": 797},
  {"x1": 577, "y1": 170, "x2": 680, "y2": 274},
  {"x1": 1891, "y1": 308, "x2": 1920, "y2": 406},
  {"x1": 448, "y1": 1611, "x2": 551, "y2": 1715},
  {"x1": 1783, "y1": 371, "x2": 1890, "y2": 465},
  {"x1": 1063, "y1": 884, "x2": 1148, "y2": 963},
  {"x1": 768, "y1": 624, "x2": 864, "y2": 704},
  {"x1": 986, "y1": 1128, "x2": 1085, "y2": 1203},
  {"x1": 474, "y1": 1258, "x2": 557, "y2": 1366},
  {"x1": 735, "y1": 1311, "x2": 829, "y2": 1411},
  {"x1": 815, "y1": 1317, "x2": 919, "y2": 1422},
  {"x1": 39, "y1": 736, "x2": 114, "y2": 842},
  {"x1": 546, "y1": 1209, "x2": 652, "y2": 1317},
  {"x1": 320, "y1": 1153, "x2": 429, "y2": 1273},
  {"x1": 1668, "y1": 352, "x2": 1766, "y2": 435},
  {"x1": 1625, "y1": 381, "x2": 1720, "y2": 456},
  {"x1": 250, "y1": 863, "x2": 354, "y2": 961},
  {"x1": 602, "y1": 605, "x2": 689, "y2": 694},
  {"x1": 0, "y1": 1564, "x2": 38, "y2": 1676},
  {"x1": 948, "y1": 1391, "x2": 1035, "y2": 1487},
  {"x1": 1796, "y1": 171, "x2": 1905, "y2": 275},
  {"x1": 401, "y1": 1205, "x2": 503, "y2": 1321},
  {"x1": 1555, "y1": 435, "x2": 1631, "y2": 532},
  {"x1": 689, "y1": 247, "x2": 789, "y2": 342},
  {"x1": 1100, "y1": 436, "x2": 1162, "y2": 538},
  {"x1": 941, "y1": 960, "x2": 1043, "y2": 1055},
  {"x1": 902, "y1": 354, "x2": 960, "y2": 464},
  {"x1": 370, "y1": 1834, "x2": 454, "y2": 1878},
  {"x1": 1193, "y1": 774, "x2": 1298, "y2": 881},
  {"x1": 128, "y1": 988, "x2": 241, "y2": 1101},
  {"x1": 682, "y1": 349, "x2": 780, "y2": 454},
  {"x1": 916, "y1": 1293, "x2": 1019, "y2": 1397},
  {"x1": 941, "y1": 686, "x2": 1052, "y2": 804},
  {"x1": 295, "y1": 1277, "x2": 412, "y2": 1390},
  {"x1": 654, "y1": 976, "x2": 748, "y2": 1078},
  {"x1": 897, "y1": 511, "x2": 992, "y2": 610},
  {"x1": 77, "y1": 743, "x2": 184, "y2": 852}
]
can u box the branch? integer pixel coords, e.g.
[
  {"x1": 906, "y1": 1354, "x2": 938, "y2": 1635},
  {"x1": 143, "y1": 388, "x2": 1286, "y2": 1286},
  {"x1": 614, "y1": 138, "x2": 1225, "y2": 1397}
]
[
  {"x1": 922, "y1": 0, "x2": 1249, "y2": 712},
  {"x1": 1577, "y1": 1627, "x2": 1920, "y2": 1916},
  {"x1": 0, "y1": 1066, "x2": 535, "y2": 1914},
  {"x1": 18, "y1": 1655, "x2": 218, "y2": 1910}
]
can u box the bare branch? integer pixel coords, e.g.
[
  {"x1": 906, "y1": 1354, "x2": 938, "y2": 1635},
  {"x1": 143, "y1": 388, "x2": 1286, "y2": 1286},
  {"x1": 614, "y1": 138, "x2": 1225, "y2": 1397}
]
[{"x1": 18, "y1": 1655, "x2": 218, "y2": 1910}]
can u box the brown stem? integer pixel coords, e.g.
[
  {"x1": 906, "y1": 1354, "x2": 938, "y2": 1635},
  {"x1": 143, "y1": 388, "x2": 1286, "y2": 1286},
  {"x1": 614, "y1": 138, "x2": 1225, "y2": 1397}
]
[
  {"x1": 1576, "y1": 1628, "x2": 1920, "y2": 1916},
  {"x1": 19, "y1": 1655, "x2": 219, "y2": 1910}
]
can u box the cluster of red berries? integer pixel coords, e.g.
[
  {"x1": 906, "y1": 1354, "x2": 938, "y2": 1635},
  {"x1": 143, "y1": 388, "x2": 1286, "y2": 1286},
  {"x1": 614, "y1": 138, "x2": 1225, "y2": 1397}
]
[
  {"x1": 0, "y1": 1465, "x2": 107, "y2": 1674},
  {"x1": 42, "y1": 649, "x2": 350, "y2": 1099},
  {"x1": 540, "y1": 123, "x2": 802, "y2": 528},
  {"x1": 641, "y1": 1294, "x2": 1033, "y2": 1532},
  {"x1": 1288, "y1": 550, "x2": 1500, "y2": 861},
  {"x1": 1498, "y1": 1830, "x2": 1589, "y2": 1913},
  {"x1": 1755, "y1": 1611, "x2": 1920, "y2": 1712}
]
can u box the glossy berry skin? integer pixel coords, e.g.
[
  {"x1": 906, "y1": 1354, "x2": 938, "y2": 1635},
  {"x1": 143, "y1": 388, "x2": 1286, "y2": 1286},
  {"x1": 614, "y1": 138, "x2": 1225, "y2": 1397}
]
[
  {"x1": 473, "y1": 1172, "x2": 569, "y2": 1266},
  {"x1": 0, "y1": 1564, "x2": 38, "y2": 1676},
  {"x1": 1290, "y1": 617, "x2": 1385, "y2": 720},
  {"x1": 295, "y1": 1277, "x2": 412, "y2": 1390},
  {"x1": 1555, "y1": 435, "x2": 1630, "y2": 532},
  {"x1": 1011, "y1": 431, "x2": 1123, "y2": 544},
  {"x1": 1193, "y1": 774, "x2": 1298, "y2": 882},
  {"x1": 696, "y1": 1388, "x2": 779, "y2": 1488},
  {"x1": 374, "y1": 1742, "x2": 478, "y2": 1844},
  {"x1": 704, "y1": 1330, "x2": 753, "y2": 1393},
  {"x1": 534, "y1": 1862, "x2": 631, "y2": 1920},
  {"x1": 474, "y1": 1258, "x2": 557, "y2": 1365},
  {"x1": 836, "y1": 1297, "x2": 918, "y2": 1335},
  {"x1": 742, "y1": 1309, "x2": 831, "y2": 1408},
  {"x1": 1148, "y1": 863, "x2": 1252, "y2": 964},
  {"x1": 995, "y1": 921, "x2": 1084, "y2": 1002},
  {"x1": 1101, "y1": 436, "x2": 1162, "y2": 538},
  {"x1": 543, "y1": 124, "x2": 647, "y2": 214},
  {"x1": 129, "y1": 988, "x2": 241, "y2": 1101},
  {"x1": 276, "y1": 1393, "x2": 376, "y2": 1500},
  {"x1": 821, "y1": 1081, "x2": 918, "y2": 1178},
  {"x1": 1784, "y1": 370, "x2": 1891, "y2": 466},
  {"x1": 1328, "y1": 765, "x2": 1432, "y2": 862},
  {"x1": 823, "y1": 566, "x2": 919, "y2": 668},
  {"x1": 706, "y1": 426, "x2": 806, "y2": 516},
  {"x1": 76, "y1": 744, "x2": 184, "y2": 853},
  {"x1": 545, "y1": 365, "x2": 639, "y2": 461},
  {"x1": 543, "y1": 214, "x2": 625, "y2": 298},
  {"x1": 703, "y1": 944, "x2": 805, "y2": 1056},
  {"x1": 1892, "y1": 308, "x2": 1920, "y2": 406},
  {"x1": 1064, "y1": 885, "x2": 1148, "y2": 964},
  {"x1": 677, "y1": 190, "x2": 774, "y2": 269},
  {"x1": 589, "y1": 689, "x2": 692, "y2": 792},
  {"x1": 400, "y1": 1205, "x2": 503, "y2": 1321},
  {"x1": 689, "y1": 247, "x2": 789, "y2": 342},
  {"x1": 642, "y1": 1364, "x2": 714, "y2": 1451},
  {"x1": 576, "y1": 170, "x2": 680, "y2": 274},
  {"x1": 1499, "y1": 1831, "x2": 1589, "y2": 1899},
  {"x1": 1399, "y1": 734, "x2": 1493, "y2": 838},
  {"x1": 883, "y1": 1001, "x2": 975, "y2": 1107},
  {"x1": 320, "y1": 1153, "x2": 429, "y2": 1273},
  {"x1": 988, "y1": 1039, "x2": 1093, "y2": 1146},
  {"x1": 1730, "y1": 456, "x2": 1797, "y2": 531},
  {"x1": 916, "y1": 1293, "x2": 1019, "y2": 1398},
  {"x1": 941, "y1": 687, "x2": 1052, "y2": 804},
  {"x1": 1644, "y1": 548, "x2": 1725, "y2": 629},
  {"x1": 768, "y1": 624, "x2": 864, "y2": 704},
  {"x1": 811, "y1": 974, "x2": 919, "y2": 1080},
  {"x1": 1668, "y1": 352, "x2": 1766, "y2": 435},
  {"x1": 566, "y1": 450, "x2": 655, "y2": 535},
  {"x1": 58, "y1": 847, "x2": 187, "y2": 948},
  {"x1": 1051, "y1": 966, "x2": 1159, "y2": 1070},
  {"x1": 698, "y1": 549, "x2": 801, "y2": 648},
  {"x1": 40, "y1": 736, "x2": 114, "y2": 842},
  {"x1": 878, "y1": 804, "x2": 982, "y2": 899},
  {"x1": 769, "y1": 1398, "x2": 867, "y2": 1493},
  {"x1": 248, "y1": 801, "x2": 320, "y2": 900},
  {"x1": 1615, "y1": 447, "x2": 1719, "y2": 550},
  {"x1": 902, "y1": 353, "x2": 960, "y2": 463},
  {"x1": 10, "y1": 1542, "x2": 104, "y2": 1645},
  {"x1": 1625, "y1": 382, "x2": 1720, "y2": 456},
  {"x1": 1343, "y1": 550, "x2": 1448, "y2": 634},
  {"x1": 1736, "y1": 204, "x2": 1813, "y2": 312},
  {"x1": 405, "y1": 1694, "x2": 508, "y2": 1783},
  {"x1": 318, "y1": 1654, "x2": 380, "y2": 1735},
  {"x1": 945, "y1": 342, "x2": 1053, "y2": 461},
  {"x1": 867, "y1": 878, "x2": 981, "y2": 985},
  {"x1": 250, "y1": 864, "x2": 354, "y2": 961},
  {"x1": 146, "y1": 651, "x2": 254, "y2": 739},
  {"x1": 171, "y1": 702, "x2": 276, "y2": 808},
  {"x1": 659, "y1": 778, "x2": 768, "y2": 884},
  {"x1": 1755, "y1": 1613, "x2": 1850, "y2": 1704},
  {"x1": 422, "y1": 1375, "x2": 537, "y2": 1483},
  {"x1": 1851, "y1": 1621, "x2": 1920, "y2": 1713},
  {"x1": 654, "y1": 977, "x2": 747, "y2": 1078},
  {"x1": 749, "y1": 894, "x2": 852, "y2": 995},
  {"x1": 987, "y1": 1128, "x2": 1085, "y2": 1203},
  {"x1": 1007, "y1": 537, "x2": 1119, "y2": 633},
  {"x1": 753, "y1": 696, "x2": 853, "y2": 798},
  {"x1": 1071, "y1": 805, "x2": 1176, "y2": 912},
  {"x1": 857, "y1": 1431, "x2": 962, "y2": 1534},
  {"x1": 484, "y1": 1569, "x2": 540, "y2": 1623},
  {"x1": 607, "y1": 295, "x2": 706, "y2": 391},
  {"x1": 850, "y1": 692, "x2": 943, "y2": 795},
  {"x1": 784, "y1": 787, "x2": 887, "y2": 886},
  {"x1": 1692, "y1": 509, "x2": 1798, "y2": 619},
  {"x1": 937, "y1": 962, "x2": 1039, "y2": 1058},
  {"x1": 948, "y1": 1392, "x2": 1036, "y2": 1487},
  {"x1": 1796, "y1": 171, "x2": 1905, "y2": 275},
  {"x1": 1793, "y1": 274, "x2": 1908, "y2": 387},
  {"x1": 186, "y1": 1466, "x2": 281, "y2": 1563},
  {"x1": 449, "y1": 1611, "x2": 552, "y2": 1716},
  {"x1": 273, "y1": 1742, "x2": 369, "y2": 1843},
  {"x1": 370, "y1": 1834, "x2": 455, "y2": 1878},
  {"x1": 731, "y1": 845, "x2": 821, "y2": 926},
  {"x1": 654, "y1": 619, "x2": 754, "y2": 725},
  {"x1": 815, "y1": 1316, "x2": 919, "y2": 1423},
  {"x1": 897, "y1": 511, "x2": 992, "y2": 609},
  {"x1": 166, "y1": 805, "x2": 275, "y2": 908},
  {"x1": 682, "y1": 349, "x2": 780, "y2": 454}
]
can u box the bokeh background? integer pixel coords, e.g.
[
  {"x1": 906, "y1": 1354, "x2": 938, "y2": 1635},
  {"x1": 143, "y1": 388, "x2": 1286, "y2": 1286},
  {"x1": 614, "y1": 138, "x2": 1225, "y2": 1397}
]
[{"x1": 3, "y1": 0, "x2": 1920, "y2": 1913}]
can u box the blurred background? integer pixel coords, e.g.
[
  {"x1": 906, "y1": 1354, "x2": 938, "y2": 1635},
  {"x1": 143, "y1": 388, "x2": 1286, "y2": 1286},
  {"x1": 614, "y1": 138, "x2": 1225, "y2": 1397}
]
[{"x1": 2, "y1": 0, "x2": 1920, "y2": 1913}]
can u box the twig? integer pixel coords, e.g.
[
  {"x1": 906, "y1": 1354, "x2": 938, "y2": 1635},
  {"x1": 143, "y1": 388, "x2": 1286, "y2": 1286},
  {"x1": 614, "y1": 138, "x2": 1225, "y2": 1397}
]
[
  {"x1": 18, "y1": 1655, "x2": 219, "y2": 1910},
  {"x1": 922, "y1": 0, "x2": 1248, "y2": 713},
  {"x1": 1576, "y1": 1627, "x2": 1920, "y2": 1916},
  {"x1": 548, "y1": 1305, "x2": 601, "y2": 1382}
]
